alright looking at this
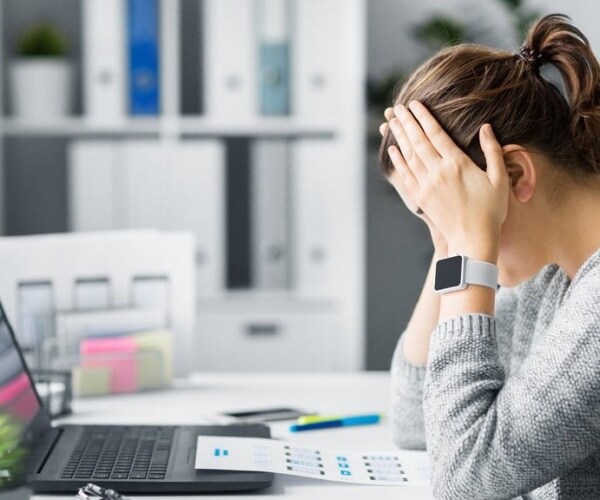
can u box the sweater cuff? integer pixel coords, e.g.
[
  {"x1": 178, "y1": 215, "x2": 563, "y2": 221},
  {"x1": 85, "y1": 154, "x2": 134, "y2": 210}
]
[
  {"x1": 392, "y1": 335, "x2": 427, "y2": 385},
  {"x1": 435, "y1": 313, "x2": 495, "y2": 337},
  {"x1": 430, "y1": 314, "x2": 497, "y2": 363}
]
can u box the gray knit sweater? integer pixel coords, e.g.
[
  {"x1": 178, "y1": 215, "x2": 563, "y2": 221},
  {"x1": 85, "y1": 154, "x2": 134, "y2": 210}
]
[{"x1": 391, "y1": 248, "x2": 600, "y2": 500}]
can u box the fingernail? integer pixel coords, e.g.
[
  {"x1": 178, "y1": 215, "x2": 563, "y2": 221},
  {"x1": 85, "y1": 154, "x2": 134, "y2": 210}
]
[
  {"x1": 483, "y1": 124, "x2": 495, "y2": 139},
  {"x1": 394, "y1": 104, "x2": 405, "y2": 116}
]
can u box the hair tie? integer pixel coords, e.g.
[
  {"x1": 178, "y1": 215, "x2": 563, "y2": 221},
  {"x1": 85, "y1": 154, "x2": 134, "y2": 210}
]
[{"x1": 517, "y1": 46, "x2": 545, "y2": 71}]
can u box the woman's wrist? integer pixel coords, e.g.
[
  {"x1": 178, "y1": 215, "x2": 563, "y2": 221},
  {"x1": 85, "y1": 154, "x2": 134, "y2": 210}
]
[
  {"x1": 447, "y1": 232, "x2": 500, "y2": 264},
  {"x1": 439, "y1": 233, "x2": 499, "y2": 321},
  {"x1": 429, "y1": 229, "x2": 447, "y2": 257}
]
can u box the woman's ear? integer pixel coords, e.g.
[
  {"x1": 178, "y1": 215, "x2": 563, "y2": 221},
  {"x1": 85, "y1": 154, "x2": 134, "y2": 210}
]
[{"x1": 501, "y1": 145, "x2": 537, "y2": 203}]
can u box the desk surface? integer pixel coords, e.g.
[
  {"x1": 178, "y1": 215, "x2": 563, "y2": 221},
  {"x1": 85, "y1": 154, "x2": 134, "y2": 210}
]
[{"x1": 34, "y1": 372, "x2": 434, "y2": 500}]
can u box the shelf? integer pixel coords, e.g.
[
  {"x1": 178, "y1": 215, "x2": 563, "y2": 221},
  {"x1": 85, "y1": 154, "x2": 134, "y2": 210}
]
[
  {"x1": 198, "y1": 292, "x2": 339, "y2": 314},
  {"x1": 0, "y1": 117, "x2": 337, "y2": 139},
  {"x1": 178, "y1": 117, "x2": 336, "y2": 138},
  {"x1": 0, "y1": 117, "x2": 162, "y2": 138}
]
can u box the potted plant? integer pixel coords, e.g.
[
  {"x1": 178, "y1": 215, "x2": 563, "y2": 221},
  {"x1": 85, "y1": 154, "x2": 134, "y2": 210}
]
[
  {"x1": 0, "y1": 414, "x2": 27, "y2": 498},
  {"x1": 10, "y1": 23, "x2": 72, "y2": 120}
]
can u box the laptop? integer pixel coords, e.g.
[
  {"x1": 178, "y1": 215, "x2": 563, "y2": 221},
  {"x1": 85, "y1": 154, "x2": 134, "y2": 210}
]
[{"x1": 0, "y1": 301, "x2": 274, "y2": 494}]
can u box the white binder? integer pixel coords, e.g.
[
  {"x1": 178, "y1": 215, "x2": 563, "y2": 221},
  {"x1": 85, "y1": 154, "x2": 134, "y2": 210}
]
[
  {"x1": 250, "y1": 140, "x2": 290, "y2": 289},
  {"x1": 292, "y1": 139, "x2": 342, "y2": 297},
  {"x1": 203, "y1": 0, "x2": 258, "y2": 118},
  {"x1": 164, "y1": 141, "x2": 226, "y2": 296},
  {"x1": 292, "y1": 0, "x2": 340, "y2": 121},
  {"x1": 118, "y1": 141, "x2": 164, "y2": 230},
  {"x1": 82, "y1": 0, "x2": 126, "y2": 122},
  {"x1": 68, "y1": 141, "x2": 118, "y2": 231}
]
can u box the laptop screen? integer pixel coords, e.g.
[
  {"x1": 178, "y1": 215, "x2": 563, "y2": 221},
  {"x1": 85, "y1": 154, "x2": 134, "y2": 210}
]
[{"x1": 0, "y1": 306, "x2": 43, "y2": 436}]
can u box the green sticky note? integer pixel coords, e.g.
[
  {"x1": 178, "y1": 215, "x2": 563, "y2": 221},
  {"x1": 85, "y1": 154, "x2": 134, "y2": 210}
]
[
  {"x1": 134, "y1": 330, "x2": 173, "y2": 386},
  {"x1": 73, "y1": 366, "x2": 110, "y2": 397},
  {"x1": 136, "y1": 351, "x2": 165, "y2": 390}
]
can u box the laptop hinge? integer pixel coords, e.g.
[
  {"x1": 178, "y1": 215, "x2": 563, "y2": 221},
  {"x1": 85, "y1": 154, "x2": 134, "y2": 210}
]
[{"x1": 28, "y1": 427, "x2": 63, "y2": 475}]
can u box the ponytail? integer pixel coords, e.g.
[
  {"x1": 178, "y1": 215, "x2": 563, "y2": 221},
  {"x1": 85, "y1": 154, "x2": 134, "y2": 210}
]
[
  {"x1": 523, "y1": 14, "x2": 600, "y2": 175},
  {"x1": 379, "y1": 13, "x2": 600, "y2": 182}
]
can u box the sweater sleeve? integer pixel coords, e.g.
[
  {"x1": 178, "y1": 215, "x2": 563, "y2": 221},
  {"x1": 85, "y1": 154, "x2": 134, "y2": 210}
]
[
  {"x1": 423, "y1": 282, "x2": 600, "y2": 499},
  {"x1": 390, "y1": 335, "x2": 427, "y2": 449},
  {"x1": 389, "y1": 286, "x2": 519, "y2": 451}
]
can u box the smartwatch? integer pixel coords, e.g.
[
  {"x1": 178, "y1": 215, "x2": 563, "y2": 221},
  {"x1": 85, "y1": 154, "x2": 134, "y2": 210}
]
[{"x1": 434, "y1": 255, "x2": 498, "y2": 294}]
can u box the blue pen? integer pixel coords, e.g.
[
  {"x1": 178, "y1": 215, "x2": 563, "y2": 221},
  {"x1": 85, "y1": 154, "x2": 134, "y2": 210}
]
[{"x1": 289, "y1": 414, "x2": 382, "y2": 432}]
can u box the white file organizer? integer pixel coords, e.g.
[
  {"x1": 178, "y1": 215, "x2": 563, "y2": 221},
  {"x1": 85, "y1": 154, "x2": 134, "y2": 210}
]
[{"x1": 0, "y1": 230, "x2": 195, "y2": 378}]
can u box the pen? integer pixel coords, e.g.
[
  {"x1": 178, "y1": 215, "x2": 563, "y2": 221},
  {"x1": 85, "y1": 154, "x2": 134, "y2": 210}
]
[
  {"x1": 297, "y1": 413, "x2": 383, "y2": 425},
  {"x1": 290, "y1": 414, "x2": 382, "y2": 432}
]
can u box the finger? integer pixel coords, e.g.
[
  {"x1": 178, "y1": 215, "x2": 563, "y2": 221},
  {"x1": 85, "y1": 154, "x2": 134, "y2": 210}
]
[
  {"x1": 384, "y1": 107, "x2": 394, "y2": 121},
  {"x1": 387, "y1": 145, "x2": 420, "y2": 192},
  {"x1": 387, "y1": 156, "x2": 423, "y2": 216},
  {"x1": 395, "y1": 104, "x2": 441, "y2": 166},
  {"x1": 408, "y1": 101, "x2": 466, "y2": 160},
  {"x1": 379, "y1": 122, "x2": 388, "y2": 137},
  {"x1": 388, "y1": 117, "x2": 429, "y2": 181},
  {"x1": 479, "y1": 124, "x2": 507, "y2": 184}
]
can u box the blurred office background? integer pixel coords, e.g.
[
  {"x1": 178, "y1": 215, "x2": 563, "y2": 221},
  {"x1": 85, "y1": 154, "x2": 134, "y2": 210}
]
[{"x1": 0, "y1": 0, "x2": 595, "y2": 380}]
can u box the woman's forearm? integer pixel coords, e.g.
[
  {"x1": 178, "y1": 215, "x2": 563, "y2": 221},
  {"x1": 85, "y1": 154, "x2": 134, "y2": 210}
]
[{"x1": 402, "y1": 251, "x2": 445, "y2": 366}]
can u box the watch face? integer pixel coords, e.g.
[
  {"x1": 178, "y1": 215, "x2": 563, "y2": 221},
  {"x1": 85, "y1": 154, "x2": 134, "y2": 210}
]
[{"x1": 435, "y1": 255, "x2": 464, "y2": 292}]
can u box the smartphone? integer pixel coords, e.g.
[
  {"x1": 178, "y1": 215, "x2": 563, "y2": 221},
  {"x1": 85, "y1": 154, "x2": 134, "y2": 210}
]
[{"x1": 220, "y1": 407, "x2": 309, "y2": 424}]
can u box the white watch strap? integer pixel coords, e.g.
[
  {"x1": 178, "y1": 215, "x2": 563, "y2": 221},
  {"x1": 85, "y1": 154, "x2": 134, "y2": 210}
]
[{"x1": 464, "y1": 258, "x2": 498, "y2": 290}]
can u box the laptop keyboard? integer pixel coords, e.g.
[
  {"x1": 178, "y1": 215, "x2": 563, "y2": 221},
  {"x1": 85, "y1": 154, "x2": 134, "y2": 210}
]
[{"x1": 61, "y1": 426, "x2": 174, "y2": 481}]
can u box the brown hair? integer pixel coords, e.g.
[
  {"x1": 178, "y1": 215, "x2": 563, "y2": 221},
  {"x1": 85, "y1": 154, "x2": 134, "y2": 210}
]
[{"x1": 379, "y1": 14, "x2": 600, "y2": 183}]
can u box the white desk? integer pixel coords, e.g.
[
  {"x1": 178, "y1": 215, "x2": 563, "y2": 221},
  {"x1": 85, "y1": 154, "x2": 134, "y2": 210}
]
[{"x1": 34, "y1": 372, "x2": 434, "y2": 499}]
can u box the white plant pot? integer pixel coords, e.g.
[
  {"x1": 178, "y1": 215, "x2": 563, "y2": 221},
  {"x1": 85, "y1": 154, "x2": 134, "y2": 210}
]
[{"x1": 10, "y1": 58, "x2": 72, "y2": 120}]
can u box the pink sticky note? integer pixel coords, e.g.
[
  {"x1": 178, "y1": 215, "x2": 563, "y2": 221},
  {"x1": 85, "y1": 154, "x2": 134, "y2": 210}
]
[{"x1": 81, "y1": 336, "x2": 138, "y2": 394}]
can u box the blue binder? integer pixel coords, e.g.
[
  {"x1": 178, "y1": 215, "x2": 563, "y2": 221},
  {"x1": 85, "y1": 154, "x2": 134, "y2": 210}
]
[
  {"x1": 257, "y1": 0, "x2": 290, "y2": 116},
  {"x1": 127, "y1": 0, "x2": 160, "y2": 115},
  {"x1": 259, "y1": 43, "x2": 290, "y2": 115}
]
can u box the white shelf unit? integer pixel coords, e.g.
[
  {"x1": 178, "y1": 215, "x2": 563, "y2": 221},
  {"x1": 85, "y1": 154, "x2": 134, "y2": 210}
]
[
  {"x1": 0, "y1": 0, "x2": 366, "y2": 372},
  {"x1": 0, "y1": 117, "x2": 336, "y2": 138}
]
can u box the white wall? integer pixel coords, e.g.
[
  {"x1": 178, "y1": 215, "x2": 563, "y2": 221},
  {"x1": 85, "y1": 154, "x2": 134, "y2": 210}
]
[{"x1": 368, "y1": 0, "x2": 600, "y2": 79}]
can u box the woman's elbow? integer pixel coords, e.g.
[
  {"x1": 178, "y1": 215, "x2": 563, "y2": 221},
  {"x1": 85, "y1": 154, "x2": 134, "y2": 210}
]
[
  {"x1": 393, "y1": 430, "x2": 426, "y2": 450},
  {"x1": 391, "y1": 411, "x2": 426, "y2": 450}
]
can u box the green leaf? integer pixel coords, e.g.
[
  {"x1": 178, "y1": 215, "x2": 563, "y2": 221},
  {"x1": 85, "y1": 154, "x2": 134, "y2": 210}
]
[
  {"x1": 18, "y1": 23, "x2": 68, "y2": 58},
  {"x1": 497, "y1": 0, "x2": 523, "y2": 13},
  {"x1": 413, "y1": 16, "x2": 467, "y2": 49},
  {"x1": 0, "y1": 415, "x2": 26, "y2": 490}
]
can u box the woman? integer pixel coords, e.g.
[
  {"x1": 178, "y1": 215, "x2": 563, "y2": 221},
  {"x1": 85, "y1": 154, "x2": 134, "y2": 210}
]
[{"x1": 379, "y1": 14, "x2": 600, "y2": 500}]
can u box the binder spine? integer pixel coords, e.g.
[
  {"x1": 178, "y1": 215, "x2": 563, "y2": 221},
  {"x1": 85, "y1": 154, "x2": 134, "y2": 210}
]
[
  {"x1": 127, "y1": 0, "x2": 160, "y2": 115},
  {"x1": 250, "y1": 140, "x2": 291, "y2": 289},
  {"x1": 203, "y1": 0, "x2": 257, "y2": 117},
  {"x1": 83, "y1": 0, "x2": 126, "y2": 122},
  {"x1": 292, "y1": 0, "x2": 338, "y2": 121},
  {"x1": 68, "y1": 141, "x2": 118, "y2": 232},
  {"x1": 259, "y1": 44, "x2": 290, "y2": 115},
  {"x1": 257, "y1": 0, "x2": 291, "y2": 116}
]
